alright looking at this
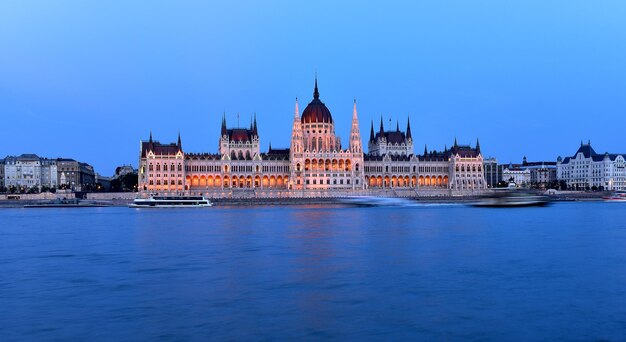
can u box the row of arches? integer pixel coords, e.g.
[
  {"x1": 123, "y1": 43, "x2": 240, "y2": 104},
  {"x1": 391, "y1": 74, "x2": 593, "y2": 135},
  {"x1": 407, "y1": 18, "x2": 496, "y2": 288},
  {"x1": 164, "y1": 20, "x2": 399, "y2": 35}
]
[
  {"x1": 230, "y1": 150, "x2": 253, "y2": 160},
  {"x1": 456, "y1": 163, "x2": 482, "y2": 173},
  {"x1": 366, "y1": 175, "x2": 417, "y2": 188},
  {"x1": 187, "y1": 175, "x2": 288, "y2": 189},
  {"x1": 365, "y1": 175, "x2": 449, "y2": 188},
  {"x1": 418, "y1": 175, "x2": 449, "y2": 187},
  {"x1": 303, "y1": 159, "x2": 356, "y2": 172}
]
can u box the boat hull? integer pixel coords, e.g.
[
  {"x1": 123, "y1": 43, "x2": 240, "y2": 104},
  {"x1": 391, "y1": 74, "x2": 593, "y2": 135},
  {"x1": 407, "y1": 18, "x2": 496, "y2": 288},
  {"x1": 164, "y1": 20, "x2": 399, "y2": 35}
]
[
  {"x1": 128, "y1": 195, "x2": 213, "y2": 208},
  {"x1": 128, "y1": 203, "x2": 213, "y2": 208}
]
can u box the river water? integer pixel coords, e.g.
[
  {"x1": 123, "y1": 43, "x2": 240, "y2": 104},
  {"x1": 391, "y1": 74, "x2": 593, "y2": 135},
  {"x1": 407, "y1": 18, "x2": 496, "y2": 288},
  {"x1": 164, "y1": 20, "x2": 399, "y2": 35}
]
[{"x1": 1, "y1": 202, "x2": 626, "y2": 340}]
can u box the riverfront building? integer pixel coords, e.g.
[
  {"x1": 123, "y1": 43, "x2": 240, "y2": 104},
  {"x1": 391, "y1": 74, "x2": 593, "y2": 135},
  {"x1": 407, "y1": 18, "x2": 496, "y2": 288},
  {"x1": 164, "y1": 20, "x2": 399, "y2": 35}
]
[
  {"x1": 500, "y1": 157, "x2": 557, "y2": 189},
  {"x1": 2, "y1": 154, "x2": 57, "y2": 190},
  {"x1": 557, "y1": 141, "x2": 626, "y2": 190},
  {"x1": 138, "y1": 79, "x2": 486, "y2": 197},
  {"x1": 483, "y1": 157, "x2": 502, "y2": 188},
  {"x1": 0, "y1": 154, "x2": 96, "y2": 192}
]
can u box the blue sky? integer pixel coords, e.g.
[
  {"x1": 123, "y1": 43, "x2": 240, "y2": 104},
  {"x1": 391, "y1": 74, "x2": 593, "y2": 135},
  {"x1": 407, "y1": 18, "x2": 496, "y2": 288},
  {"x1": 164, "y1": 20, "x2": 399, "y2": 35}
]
[{"x1": 1, "y1": 1, "x2": 625, "y2": 175}]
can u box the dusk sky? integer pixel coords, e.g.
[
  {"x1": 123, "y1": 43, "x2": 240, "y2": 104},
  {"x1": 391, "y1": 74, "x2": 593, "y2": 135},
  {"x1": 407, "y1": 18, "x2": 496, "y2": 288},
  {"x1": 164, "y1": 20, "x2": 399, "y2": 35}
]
[{"x1": 1, "y1": 1, "x2": 625, "y2": 175}]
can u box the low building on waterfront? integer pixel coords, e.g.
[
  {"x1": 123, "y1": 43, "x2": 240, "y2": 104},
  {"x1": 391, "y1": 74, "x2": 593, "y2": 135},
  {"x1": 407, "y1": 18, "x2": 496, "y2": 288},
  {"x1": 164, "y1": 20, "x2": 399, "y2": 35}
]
[
  {"x1": 520, "y1": 157, "x2": 557, "y2": 188},
  {"x1": 557, "y1": 141, "x2": 626, "y2": 191},
  {"x1": 502, "y1": 165, "x2": 531, "y2": 187},
  {"x1": 138, "y1": 79, "x2": 487, "y2": 197}
]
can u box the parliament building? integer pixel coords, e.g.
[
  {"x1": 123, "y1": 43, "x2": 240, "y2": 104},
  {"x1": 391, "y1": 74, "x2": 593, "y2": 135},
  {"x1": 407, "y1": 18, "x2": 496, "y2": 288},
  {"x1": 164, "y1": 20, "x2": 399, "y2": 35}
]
[{"x1": 138, "y1": 79, "x2": 486, "y2": 197}]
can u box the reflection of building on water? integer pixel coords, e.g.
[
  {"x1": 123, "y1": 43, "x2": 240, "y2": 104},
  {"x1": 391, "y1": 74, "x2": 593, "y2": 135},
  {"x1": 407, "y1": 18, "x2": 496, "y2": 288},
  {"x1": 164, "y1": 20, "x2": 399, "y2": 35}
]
[{"x1": 138, "y1": 78, "x2": 486, "y2": 197}]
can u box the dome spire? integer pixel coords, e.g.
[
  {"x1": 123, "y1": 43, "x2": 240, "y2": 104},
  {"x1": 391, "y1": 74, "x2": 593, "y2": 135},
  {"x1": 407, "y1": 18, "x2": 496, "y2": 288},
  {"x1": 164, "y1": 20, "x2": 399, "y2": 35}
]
[{"x1": 313, "y1": 74, "x2": 319, "y2": 99}]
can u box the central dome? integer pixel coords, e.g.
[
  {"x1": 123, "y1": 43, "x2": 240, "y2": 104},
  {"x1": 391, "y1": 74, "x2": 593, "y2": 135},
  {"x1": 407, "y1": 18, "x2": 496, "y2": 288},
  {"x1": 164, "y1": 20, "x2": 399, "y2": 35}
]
[{"x1": 301, "y1": 78, "x2": 333, "y2": 124}]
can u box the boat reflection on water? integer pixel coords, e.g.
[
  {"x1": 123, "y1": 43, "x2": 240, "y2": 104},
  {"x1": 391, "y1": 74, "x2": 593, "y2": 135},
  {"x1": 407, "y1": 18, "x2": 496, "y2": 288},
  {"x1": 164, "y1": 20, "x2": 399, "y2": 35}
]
[
  {"x1": 339, "y1": 196, "x2": 416, "y2": 207},
  {"x1": 470, "y1": 189, "x2": 551, "y2": 208}
]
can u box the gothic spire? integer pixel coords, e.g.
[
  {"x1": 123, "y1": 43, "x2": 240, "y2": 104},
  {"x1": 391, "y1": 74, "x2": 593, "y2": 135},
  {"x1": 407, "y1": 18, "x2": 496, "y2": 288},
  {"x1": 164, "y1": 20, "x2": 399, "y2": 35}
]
[
  {"x1": 396, "y1": 120, "x2": 399, "y2": 132},
  {"x1": 313, "y1": 75, "x2": 319, "y2": 99},
  {"x1": 349, "y1": 99, "x2": 362, "y2": 153},
  {"x1": 177, "y1": 132, "x2": 182, "y2": 151},
  {"x1": 454, "y1": 137, "x2": 458, "y2": 148},
  {"x1": 253, "y1": 112, "x2": 258, "y2": 135},
  {"x1": 221, "y1": 112, "x2": 227, "y2": 135},
  {"x1": 406, "y1": 116, "x2": 412, "y2": 139},
  {"x1": 476, "y1": 138, "x2": 481, "y2": 154},
  {"x1": 149, "y1": 130, "x2": 153, "y2": 143},
  {"x1": 369, "y1": 120, "x2": 375, "y2": 142},
  {"x1": 379, "y1": 115, "x2": 384, "y2": 134},
  {"x1": 424, "y1": 144, "x2": 428, "y2": 156}
]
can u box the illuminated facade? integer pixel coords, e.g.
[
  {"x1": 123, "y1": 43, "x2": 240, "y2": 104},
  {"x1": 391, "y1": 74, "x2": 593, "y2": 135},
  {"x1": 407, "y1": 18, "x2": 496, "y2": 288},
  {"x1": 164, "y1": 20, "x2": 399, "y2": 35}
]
[
  {"x1": 138, "y1": 79, "x2": 486, "y2": 196},
  {"x1": 557, "y1": 141, "x2": 626, "y2": 190}
]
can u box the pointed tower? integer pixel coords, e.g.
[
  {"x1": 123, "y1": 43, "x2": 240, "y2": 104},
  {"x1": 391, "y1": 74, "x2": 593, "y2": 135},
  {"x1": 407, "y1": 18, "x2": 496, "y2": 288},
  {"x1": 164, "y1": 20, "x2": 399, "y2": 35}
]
[
  {"x1": 253, "y1": 113, "x2": 258, "y2": 136},
  {"x1": 349, "y1": 99, "x2": 362, "y2": 154},
  {"x1": 313, "y1": 76, "x2": 319, "y2": 100},
  {"x1": 147, "y1": 130, "x2": 154, "y2": 153},
  {"x1": 424, "y1": 145, "x2": 428, "y2": 156},
  {"x1": 177, "y1": 132, "x2": 182, "y2": 152},
  {"x1": 289, "y1": 97, "x2": 305, "y2": 190},
  {"x1": 221, "y1": 113, "x2": 227, "y2": 136},
  {"x1": 396, "y1": 120, "x2": 400, "y2": 132},
  {"x1": 406, "y1": 117, "x2": 412, "y2": 140},
  {"x1": 369, "y1": 120, "x2": 375, "y2": 142},
  {"x1": 476, "y1": 138, "x2": 481, "y2": 154},
  {"x1": 349, "y1": 99, "x2": 365, "y2": 190},
  {"x1": 379, "y1": 115, "x2": 384, "y2": 135}
]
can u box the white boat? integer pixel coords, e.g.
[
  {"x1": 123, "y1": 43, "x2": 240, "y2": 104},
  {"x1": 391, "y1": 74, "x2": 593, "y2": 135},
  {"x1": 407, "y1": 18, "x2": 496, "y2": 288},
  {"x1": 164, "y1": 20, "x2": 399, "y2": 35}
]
[
  {"x1": 470, "y1": 190, "x2": 550, "y2": 208},
  {"x1": 129, "y1": 195, "x2": 213, "y2": 208},
  {"x1": 603, "y1": 191, "x2": 626, "y2": 202},
  {"x1": 339, "y1": 196, "x2": 415, "y2": 207}
]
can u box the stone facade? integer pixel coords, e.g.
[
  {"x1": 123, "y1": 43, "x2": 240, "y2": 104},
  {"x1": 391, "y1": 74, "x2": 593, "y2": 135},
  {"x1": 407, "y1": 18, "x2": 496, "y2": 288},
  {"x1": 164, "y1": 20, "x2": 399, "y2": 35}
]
[
  {"x1": 3, "y1": 154, "x2": 58, "y2": 189},
  {"x1": 557, "y1": 141, "x2": 626, "y2": 190},
  {"x1": 138, "y1": 79, "x2": 487, "y2": 197},
  {"x1": 502, "y1": 167, "x2": 531, "y2": 187},
  {"x1": 57, "y1": 159, "x2": 96, "y2": 191}
]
